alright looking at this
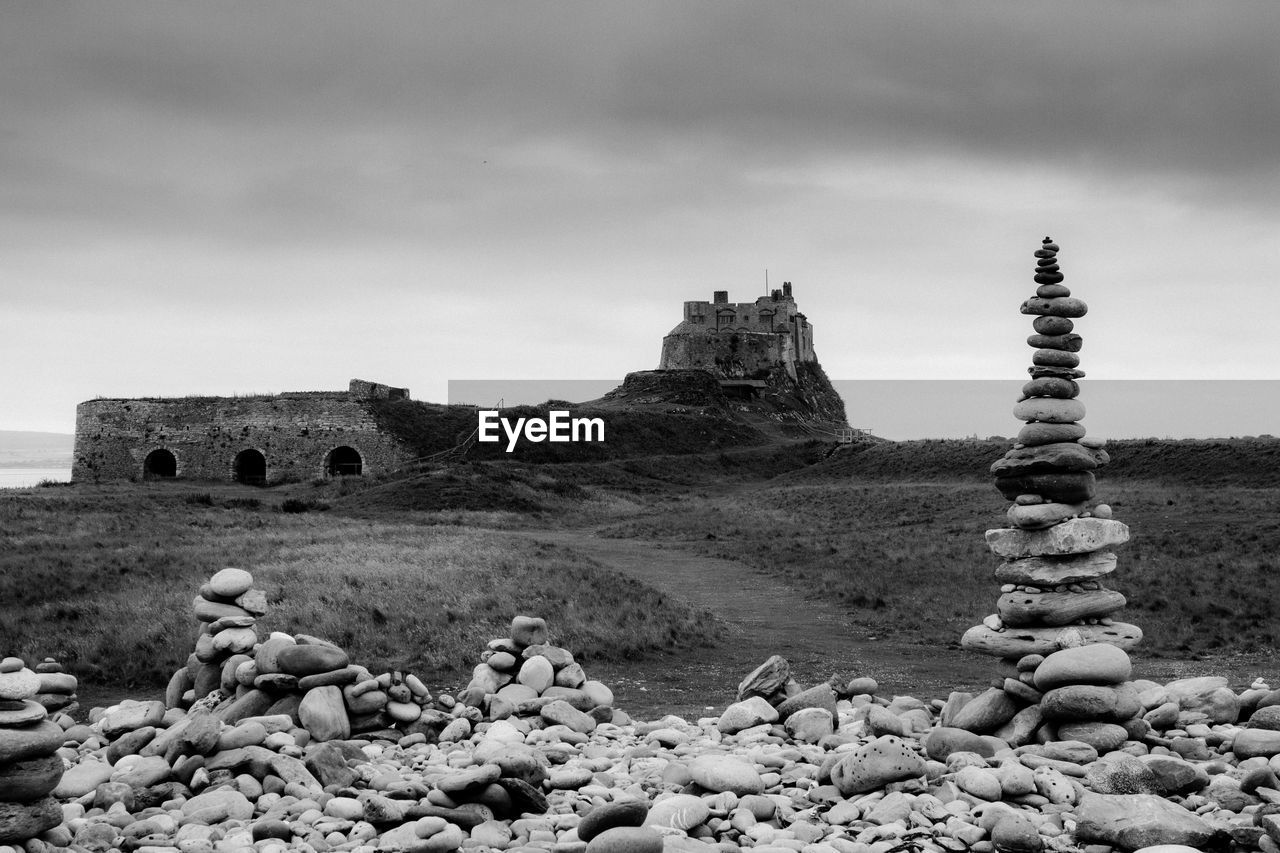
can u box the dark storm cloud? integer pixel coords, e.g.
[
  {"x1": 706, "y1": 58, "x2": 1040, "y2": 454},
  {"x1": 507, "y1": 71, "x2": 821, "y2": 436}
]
[
  {"x1": 601, "y1": 3, "x2": 1280, "y2": 180},
  {"x1": 3, "y1": 0, "x2": 1277, "y2": 254}
]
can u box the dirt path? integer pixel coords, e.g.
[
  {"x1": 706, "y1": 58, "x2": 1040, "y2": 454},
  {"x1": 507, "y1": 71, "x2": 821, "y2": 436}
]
[{"x1": 492, "y1": 527, "x2": 995, "y2": 718}]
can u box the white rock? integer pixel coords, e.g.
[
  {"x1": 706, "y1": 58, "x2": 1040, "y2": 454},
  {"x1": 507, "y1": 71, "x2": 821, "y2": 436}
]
[
  {"x1": 517, "y1": 656, "x2": 555, "y2": 694},
  {"x1": 718, "y1": 696, "x2": 779, "y2": 734},
  {"x1": 208, "y1": 567, "x2": 254, "y2": 598},
  {"x1": 688, "y1": 755, "x2": 764, "y2": 795}
]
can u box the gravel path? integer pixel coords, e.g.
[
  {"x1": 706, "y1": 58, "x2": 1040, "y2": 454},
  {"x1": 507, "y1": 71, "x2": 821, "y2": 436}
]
[{"x1": 494, "y1": 528, "x2": 996, "y2": 718}]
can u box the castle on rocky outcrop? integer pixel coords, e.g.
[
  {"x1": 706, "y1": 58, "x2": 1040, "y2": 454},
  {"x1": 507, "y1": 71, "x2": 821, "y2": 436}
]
[
  {"x1": 72, "y1": 379, "x2": 423, "y2": 484},
  {"x1": 659, "y1": 283, "x2": 815, "y2": 385},
  {"x1": 654, "y1": 283, "x2": 846, "y2": 424}
]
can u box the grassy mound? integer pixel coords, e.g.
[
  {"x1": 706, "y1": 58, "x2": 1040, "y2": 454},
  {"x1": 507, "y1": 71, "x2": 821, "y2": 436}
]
[
  {"x1": 1102, "y1": 437, "x2": 1280, "y2": 487},
  {"x1": 330, "y1": 441, "x2": 832, "y2": 516},
  {"x1": 333, "y1": 463, "x2": 589, "y2": 516},
  {"x1": 793, "y1": 436, "x2": 1280, "y2": 488}
]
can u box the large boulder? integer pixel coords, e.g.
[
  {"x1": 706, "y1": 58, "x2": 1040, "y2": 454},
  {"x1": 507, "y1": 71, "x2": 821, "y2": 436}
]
[
  {"x1": 687, "y1": 755, "x2": 764, "y2": 796},
  {"x1": 736, "y1": 656, "x2": 790, "y2": 701},
  {"x1": 830, "y1": 735, "x2": 926, "y2": 796},
  {"x1": 1033, "y1": 643, "x2": 1132, "y2": 690},
  {"x1": 298, "y1": 686, "x2": 350, "y2": 741},
  {"x1": 949, "y1": 688, "x2": 1019, "y2": 734},
  {"x1": 717, "y1": 696, "x2": 778, "y2": 734},
  {"x1": 0, "y1": 797, "x2": 62, "y2": 845},
  {"x1": 1074, "y1": 793, "x2": 1221, "y2": 850},
  {"x1": 275, "y1": 644, "x2": 349, "y2": 678}
]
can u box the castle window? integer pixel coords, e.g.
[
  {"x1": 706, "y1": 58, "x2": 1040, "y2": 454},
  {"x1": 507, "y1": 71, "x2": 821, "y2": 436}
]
[
  {"x1": 143, "y1": 448, "x2": 177, "y2": 480},
  {"x1": 327, "y1": 446, "x2": 363, "y2": 477},
  {"x1": 234, "y1": 449, "x2": 267, "y2": 485}
]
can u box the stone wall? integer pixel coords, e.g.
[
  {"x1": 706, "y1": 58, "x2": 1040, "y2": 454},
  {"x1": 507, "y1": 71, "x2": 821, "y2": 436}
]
[
  {"x1": 72, "y1": 390, "x2": 417, "y2": 484},
  {"x1": 348, "y1": 379, "x2": 409, "y2": 400}
]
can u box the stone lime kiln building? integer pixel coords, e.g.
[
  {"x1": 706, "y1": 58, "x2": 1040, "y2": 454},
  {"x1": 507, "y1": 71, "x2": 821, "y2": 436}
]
[{"x1": 72, "y1": 379, "x2": 424, "y2": 484}]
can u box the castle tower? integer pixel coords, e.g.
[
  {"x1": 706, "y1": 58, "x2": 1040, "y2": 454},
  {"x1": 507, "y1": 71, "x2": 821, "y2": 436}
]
[{"x1": 659, "y1": 284, "x2": 816, "y2": 381}]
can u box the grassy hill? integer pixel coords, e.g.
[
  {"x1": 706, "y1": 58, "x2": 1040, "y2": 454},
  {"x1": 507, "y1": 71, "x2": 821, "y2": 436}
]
[
  {"x1": 366, "y1": 369, "x2": 851, "y2": 467},
  {"x1": 367, "y1": 398, "x2": 770, "y2": 464},
  {"x1": 788, "y1": 436, "x2": 1280, "y2": 487}
]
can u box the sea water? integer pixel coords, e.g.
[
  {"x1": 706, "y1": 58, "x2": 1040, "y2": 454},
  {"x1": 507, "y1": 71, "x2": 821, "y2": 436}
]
[{"x1": 0, "y1": 468, "x2": 73, "y2": 489}]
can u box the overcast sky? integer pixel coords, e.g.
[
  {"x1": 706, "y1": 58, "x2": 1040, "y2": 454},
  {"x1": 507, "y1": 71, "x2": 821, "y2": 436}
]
[{"x1": 3, "y1": 1, "x2": 1278, "y2": 436}]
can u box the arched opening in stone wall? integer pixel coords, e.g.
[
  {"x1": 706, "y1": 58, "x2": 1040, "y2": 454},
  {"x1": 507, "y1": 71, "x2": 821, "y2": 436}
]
[
  {"x1": 233, "y1": 449, "x2": 267, "y2": 485},
  {"x1": 326, "y1": 446, "x2": 363, "y2": 477},
  {"x1": 143, "y1": 449, "x2": 177, "y2": 480}
]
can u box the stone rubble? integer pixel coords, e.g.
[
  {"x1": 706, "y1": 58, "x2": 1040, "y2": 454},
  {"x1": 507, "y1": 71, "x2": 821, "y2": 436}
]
[{"x1": 8, "y1": 649, "x2": 1280, "y2": 853}]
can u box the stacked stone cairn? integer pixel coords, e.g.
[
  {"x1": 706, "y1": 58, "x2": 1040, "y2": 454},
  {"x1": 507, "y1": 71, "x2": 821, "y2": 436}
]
[
  {"x1": 0, "y1": 658, "x2": 66, "y2": 845},
  {"x1": 946, "y1": 237, "x2": 1148, "y2": 753},
  {"x1": 458, "y1": 615, "x2": 620, "y2": 731},
  {"x1": 719, "y1": 654, "x2": 880, "y2": 745},
  {"x1": 173, "y1": 566, "x2": 271, "y2": 706},
  {"x1": 29, "y1": 659, "x2": 78, "y2": 717},
  {"x1": 963, "y1": 236, "x2": 1140, "y2": 657},
  {"x1": 169, "y1": 567, "x2": 440, "y2": 742}
]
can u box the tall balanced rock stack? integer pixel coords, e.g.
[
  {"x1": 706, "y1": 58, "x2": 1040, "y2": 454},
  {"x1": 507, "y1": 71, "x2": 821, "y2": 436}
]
[
  {"x1": 952, "y1": 239, "x2": 1152, "y2": 750},
  {"x1": 962, "y1": 237, "x2": 1142, "y2": 659},
  {"x1": 0, "y1": 657, "x2": 65, "y2": 846}
]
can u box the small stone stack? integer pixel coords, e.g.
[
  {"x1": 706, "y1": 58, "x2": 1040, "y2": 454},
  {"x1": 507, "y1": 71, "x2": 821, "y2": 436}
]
[
  {"x1": 459, "y1": 615, "x2": 618, "y2": 731},
  {"x1": 243, "y1": 632, "x2": 438, "y2": 739},
  {"x1": 719, "y1": 655, "x2": 876, "y2": 744},
  {"x1": 0, "y1": 657, "x2": 65, "y2": 846},
  {"x1": 172, "y1": 567, "x2": 270, "y2": 705},
  {"x1": 30, "y1": 658, "x2": 78, "y2": 715},
  {"x1": 962, "y1": 238, "x2": 1142, "y2": 658}
]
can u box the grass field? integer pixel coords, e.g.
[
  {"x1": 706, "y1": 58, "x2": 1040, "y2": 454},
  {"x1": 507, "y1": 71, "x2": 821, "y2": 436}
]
[
  {"x1": 4, "y1": 436, "x2": 1278, "y2": 700},
  {"x1": 0, "y1": 483, "x2": 721, "y2": 689},
  {"x1": 596, "y1": 477, "x2": 1280, "y2": 660}
]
